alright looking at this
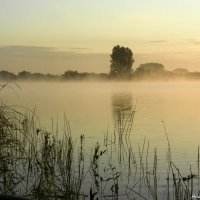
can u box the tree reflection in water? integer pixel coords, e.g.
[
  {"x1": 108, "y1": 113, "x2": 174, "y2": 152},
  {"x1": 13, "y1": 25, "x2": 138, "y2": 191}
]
[
  {"x1": 112, "y1": 93, "x2": 133, "y2": 114},
  {"x1": 111, "y1": 93, "x2": 136, "y2": 163}
]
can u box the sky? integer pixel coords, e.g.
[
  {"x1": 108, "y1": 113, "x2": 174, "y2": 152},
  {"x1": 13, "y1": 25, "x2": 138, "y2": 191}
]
[{"x1": 1, "y1": 0, "x2": 200, "y2": 74}]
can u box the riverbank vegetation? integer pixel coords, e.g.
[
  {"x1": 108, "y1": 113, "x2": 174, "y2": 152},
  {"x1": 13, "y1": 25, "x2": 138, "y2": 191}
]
[{"x1": 0, "y1": 96, "x2": 199, "y2": 199}]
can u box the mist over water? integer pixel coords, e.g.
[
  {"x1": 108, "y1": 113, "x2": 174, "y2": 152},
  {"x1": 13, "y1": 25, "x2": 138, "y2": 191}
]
[
  {"x1": 2, "y1": 81, "x2": 200, "y2": 150},
  {"x1": 2, "y1": 81, "x2": 200, "y2": 194}
]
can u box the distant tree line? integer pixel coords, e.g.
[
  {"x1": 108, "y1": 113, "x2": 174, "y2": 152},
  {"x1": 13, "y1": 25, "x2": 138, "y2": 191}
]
[
  {"x1": 0, "y1": 66, "x2": 200, "y2": 82},
  {"x1": 1, "y1": 45, "x2": 200, "y2": 81},
  {"x1": 109, "y1": 45, "x2": 200, "y2": 80},
  {"x1": 0, "y1": 70, "x2": 108, "y2": 81},
  {"x1": 0, "y1": 70, "x2": 60, "y2": 81}
]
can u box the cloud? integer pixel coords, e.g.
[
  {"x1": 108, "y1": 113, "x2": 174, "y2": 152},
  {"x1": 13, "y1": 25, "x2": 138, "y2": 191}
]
[
  {"x1": 68, "y1": 47, "x2": 92, "y2": 50},
  {"x1": 183, "y1": 39, "x2": 200, "y2": 46},
  {"x1": 0, "y1": 45, "x2": 55, "y2": 53},
  {"x1": 0, "y1": 45, "x2": 107, "y2": 58},
  {"x1": 0, "y1": 46, "x2": 109, "y2": 74},
  {"x1": 0, "y1": 45, "x2": 96, "y2": 62},
  {"x1": 188, "y1": 40, "x2": 200, "y2": 45},
  {"x1": 149, "y1": 40, "x2": 168, "y2": 43},
  {"x1": 6, "y1": 46, "x2": 55, "y2": 51},
  {"x1": 0, "y1": 46, "x2": 73, "y2": 58}
]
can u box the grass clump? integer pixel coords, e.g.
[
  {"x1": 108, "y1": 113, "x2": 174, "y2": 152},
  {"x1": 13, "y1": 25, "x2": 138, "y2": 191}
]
[{"x1": 0, "y1": 101, "x2": 85, "y2": 199}]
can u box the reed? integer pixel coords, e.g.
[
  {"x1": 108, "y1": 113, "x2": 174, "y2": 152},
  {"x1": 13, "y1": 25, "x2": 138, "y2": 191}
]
[
  {"x1": 0, "y1": 100, "x2": 86, "y2": 199},
  {"x1": 0, "y1": 88, "x2": 200, "y2": 199}
]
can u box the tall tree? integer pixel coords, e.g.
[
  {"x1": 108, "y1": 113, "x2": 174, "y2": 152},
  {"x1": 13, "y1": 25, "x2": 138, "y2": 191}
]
[{"x1": 110, "y1": 45, "x2": 134, "y2": 77}]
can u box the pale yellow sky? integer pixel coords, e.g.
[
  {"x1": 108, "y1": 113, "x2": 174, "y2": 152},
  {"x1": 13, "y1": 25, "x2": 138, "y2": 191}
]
[{"x1": 1, "y1": 0, "x2": 200, "y2": 73}]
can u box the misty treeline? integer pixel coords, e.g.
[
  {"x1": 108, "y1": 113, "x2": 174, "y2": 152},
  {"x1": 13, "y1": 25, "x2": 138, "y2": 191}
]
[
  {"x1": 1, "y1": 65, "x2": 199, "y2": 81},
  {"x1": 109, "y1": 45, "x2": 200, "y2": 80},
  {"x1": 1, "y1": 45, "x2": 200, "y2": 81},
  {"x1": 0, "y1": 70, "x2": 108, "y2": 81},
  {"x1": 1, "y1": 65, "x2": 200, "y2": 81}
]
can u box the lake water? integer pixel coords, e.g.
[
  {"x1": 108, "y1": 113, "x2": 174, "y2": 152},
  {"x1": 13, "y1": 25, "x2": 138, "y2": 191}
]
[{"x1": 2, "y1": 81, "x2": 200, "y2": 197}]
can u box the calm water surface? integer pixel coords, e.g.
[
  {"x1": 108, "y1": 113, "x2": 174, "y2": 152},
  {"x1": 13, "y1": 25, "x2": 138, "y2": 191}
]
[{"x1": 2, "y1": 81, "x2": 200, "y2": 175}]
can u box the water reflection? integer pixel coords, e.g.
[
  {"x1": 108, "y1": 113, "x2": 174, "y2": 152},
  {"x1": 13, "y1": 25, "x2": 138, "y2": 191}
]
[
  {"x1": 111, "y1": 92, "x2": 134, "y2": 136},
  {"x1": 111, "y1": 93, "x2": 135, "y2": 164},
  {"x1": 112, "y1": 93, "x2": 133, "y2": 114}
]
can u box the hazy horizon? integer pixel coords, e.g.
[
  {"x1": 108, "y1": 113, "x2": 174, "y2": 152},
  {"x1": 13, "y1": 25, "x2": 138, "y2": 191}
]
[
  {"x1": 1, "y1": 45, "x2": 200, "y2": 74},
  {"x1": 1, "y1": 1, "x2": 200, "y2": 73}
]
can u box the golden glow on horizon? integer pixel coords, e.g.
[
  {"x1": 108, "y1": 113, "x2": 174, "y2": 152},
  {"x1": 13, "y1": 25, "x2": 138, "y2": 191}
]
[{"x1": 1, "y1": 0, "x2": 200, "y2": 73}]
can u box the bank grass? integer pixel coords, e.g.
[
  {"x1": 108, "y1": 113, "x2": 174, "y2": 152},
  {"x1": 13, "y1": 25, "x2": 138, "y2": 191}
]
[
  {"x1": 0, "y1": 102, "x2": 85, "y2": 199},
  {"x1": 0, "y1": 100, "x2": 199, "y2": 199}
]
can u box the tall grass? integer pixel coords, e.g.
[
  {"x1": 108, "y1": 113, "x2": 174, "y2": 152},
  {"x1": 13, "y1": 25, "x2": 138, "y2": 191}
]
[
  {"x1": 0, "y1": 102, "x2": 86, "y2": 199},
  {"x1": 0, "y1": 89, "x2": 199, "y2": 199}
]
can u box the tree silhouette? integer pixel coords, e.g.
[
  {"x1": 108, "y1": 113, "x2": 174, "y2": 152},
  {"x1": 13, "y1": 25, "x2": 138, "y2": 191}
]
[
  {"x1": 110, "y1": 45, "x2": 134, "y2": 78},
  {"x1": 134, "y1": 63, "x2": 165, "y2": 79},
  {"x1": 62, "y1": 70, "x2": 79, "y2": 80},
  {"x1": 18, "y1": 71, "x2": 32, "y2": 79},
  {"x1": 0, "y1": 71, "x2": 16, "y2": 80}
]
